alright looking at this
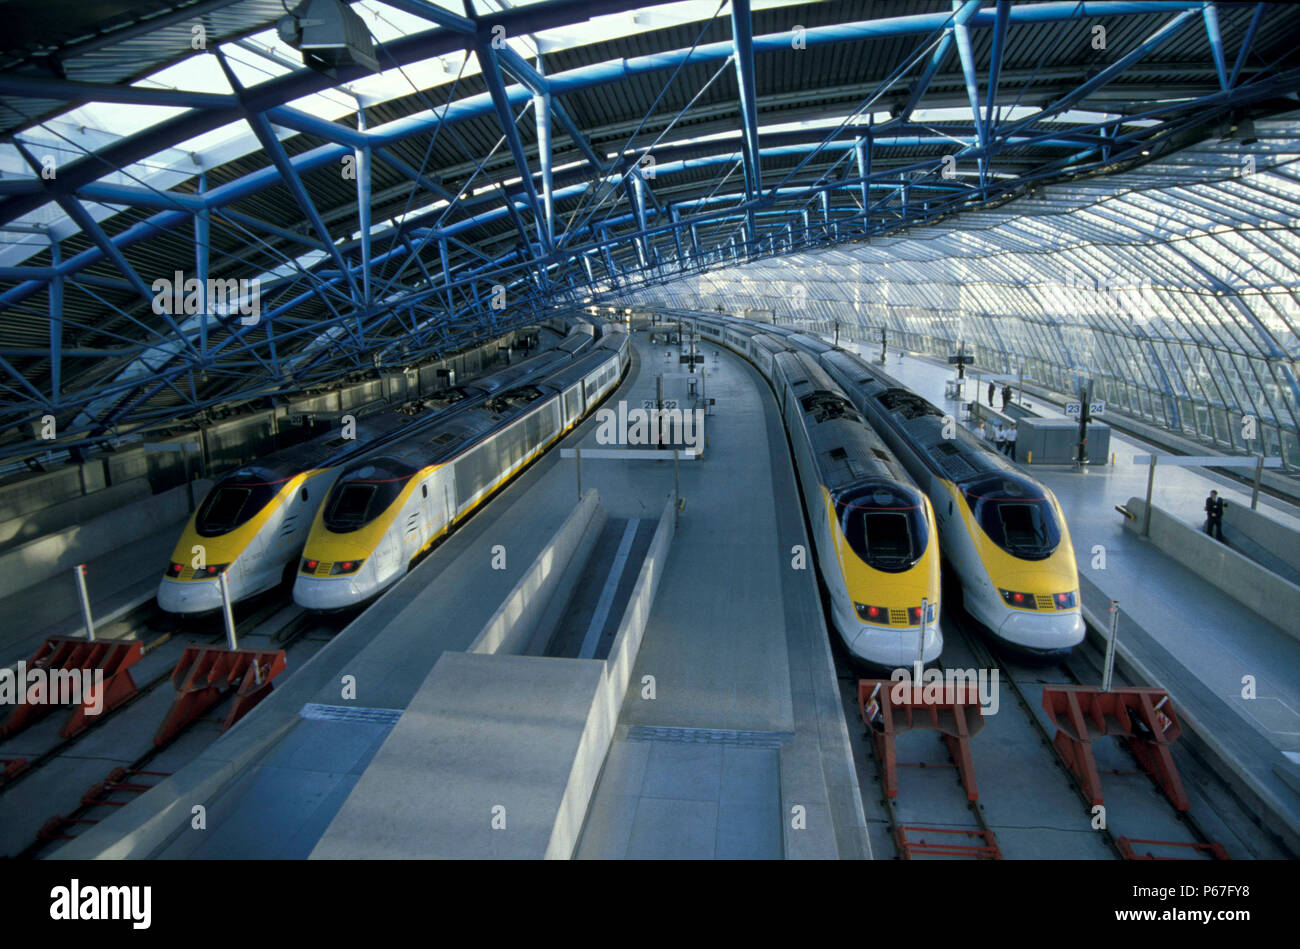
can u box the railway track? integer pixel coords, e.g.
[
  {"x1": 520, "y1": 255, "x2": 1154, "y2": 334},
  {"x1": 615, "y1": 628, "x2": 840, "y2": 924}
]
[
  {"x1": 0, "y1": 588, "x2": 340, "y2": 858},
  {"x1": 836, "y1": 592, "x2": 1270, "y2": 860}
]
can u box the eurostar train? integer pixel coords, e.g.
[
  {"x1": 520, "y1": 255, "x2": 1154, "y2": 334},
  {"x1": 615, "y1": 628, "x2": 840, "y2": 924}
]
[
  {"x1": 680, "y1": 312, "x2": 942, "y2": 666},
  {"x1": 819, "y1": 349, "x2": 1085, "y2": 655},
  {"x1": 157, "y1": 325, "x2": 595, "y2": 615},
  {"x1": 293, "y1": 332, "x2": 630, "y2": 611}
]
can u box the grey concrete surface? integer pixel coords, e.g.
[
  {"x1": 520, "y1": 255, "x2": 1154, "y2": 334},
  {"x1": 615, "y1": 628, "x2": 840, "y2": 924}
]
[
  {"x1": 1123, "y1": 497, "x2": 1300, "y2": 639},
  {"x1": 311, "y1": 652, "x2": 607, "y2": 859}
]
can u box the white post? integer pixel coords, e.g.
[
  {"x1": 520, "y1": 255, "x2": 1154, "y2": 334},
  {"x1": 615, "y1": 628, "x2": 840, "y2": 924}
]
[
  {"x1": 219, "y1": 571, "x2": 238, "y2": 651},
  {"x1": 74, "y1": 563, "x2": 95, "y2": 641},
  {"x1": 1102, "y1": 600, "x2": 1119, "y2": 692},
  {"x1": 917, "y1": 596, "x2": 928, "y2": 669},
  {"x1": 1142, "y1": 456, "x2": 1157, "y2": 537}
]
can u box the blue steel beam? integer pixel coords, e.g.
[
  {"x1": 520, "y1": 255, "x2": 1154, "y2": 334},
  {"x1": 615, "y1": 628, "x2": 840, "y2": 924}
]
[
  {"x1": 0, "y1": 0, "x2": 1284, "y2": 431},
  {"x1": 10, "y1": 142, "x2": 201, "y2": 359},
  {"x1": 1230, "y1": 3, "x2": 1265, "y2": 88},
  {"x1": 466, "y1": 3, "x2": 549, "y2": 253},
  {"x1": 357, "y1": 108, "x2": 373, "y2": 306},
  {"x1": 730, "y1": 0, "x2": 763, "y2": 231},
  {"x1": 950, "y1": 1, "x2": 986, "y2": 187},
  {"x1": 213, "y1": 51, "x2": 360, "y2": 301},
  {"x1": 984, "y1": 1, "x2": 1011, "y2": 143},
  {"x1": 1203, "y1": 3, "x2": 1229, "y2": 91},
  {"x1": 997, "y1": 8, "x2": 1200, "y2": 142},
  {"x1": 534, "y1": 62, "x2": 556, "y2": 247},
  {"x1": 196, "y1": 172, "x2": 210, "y2": 356},
  {"x1": 49, "y1": 240, "x2": 62, "y2": 404},
  {"x1": 0, "y1": 0, "x2": 664, "y2": 229}
]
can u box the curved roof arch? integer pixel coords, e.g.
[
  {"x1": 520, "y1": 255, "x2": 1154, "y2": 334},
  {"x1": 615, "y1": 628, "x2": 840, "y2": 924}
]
[{"x1": 0, "y1": 0, "x2": 1298, "y2": 463}]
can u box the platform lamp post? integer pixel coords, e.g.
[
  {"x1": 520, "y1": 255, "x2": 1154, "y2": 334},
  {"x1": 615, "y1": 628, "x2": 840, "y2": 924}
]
[
  {"x1": 879, "y1": 328, "x2": 887, "y2": 363},
  {"x1": 1076, "y1": 378, "x2": 1092, "y2": 468}
]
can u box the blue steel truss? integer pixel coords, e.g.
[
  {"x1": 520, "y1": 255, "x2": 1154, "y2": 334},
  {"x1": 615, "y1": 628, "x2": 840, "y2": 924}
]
[{"x1": 0, "y1": 0, "x2": 1297, "y2": 462}]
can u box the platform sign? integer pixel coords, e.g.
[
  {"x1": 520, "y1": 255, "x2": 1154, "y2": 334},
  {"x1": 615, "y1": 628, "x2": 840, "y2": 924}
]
[
  {"x1": 1089, "y1": 401, "x2": 1106, "y2": 416},
  {"x1": 679, "y1": 354, "x2": 703, "y2": 364},
  {"x1": 1065, "y1": 401, "x2": 1082, "y2": 417},
  {"x1": 642, "y1": 399, "x2": 680, "y2": 411}
]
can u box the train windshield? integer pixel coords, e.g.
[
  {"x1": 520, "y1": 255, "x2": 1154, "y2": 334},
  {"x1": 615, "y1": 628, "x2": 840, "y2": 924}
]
[
  {"x1": 834, "y1": 483, "x2": 929, "y2": 573},
  {"x1": 195, "y1": 471, "x2": 287, "y2": 536},
  {"x1": 323, "y1": 460, "x2": 415, "y2": 532},
  {"x1": 962, "y1": 474, "x2": 1061, "y2": 560}
]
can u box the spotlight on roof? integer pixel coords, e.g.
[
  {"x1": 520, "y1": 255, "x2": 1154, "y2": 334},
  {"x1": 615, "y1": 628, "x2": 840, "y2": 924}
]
[{"x1": 278, "y1": 0, "x2": 379, "y2": 76}]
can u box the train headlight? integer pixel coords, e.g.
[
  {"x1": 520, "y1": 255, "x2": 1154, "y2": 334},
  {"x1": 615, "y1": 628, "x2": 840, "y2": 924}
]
[
  {"x1": 855, "y1": 602, "x2": 886, "y2": 623},
  {"x1": 330, "y1": 559, "x2": 365, "y2": 575},
  {"x1": 999, "y1": 589, "x2": 1037, "y2": 609}
]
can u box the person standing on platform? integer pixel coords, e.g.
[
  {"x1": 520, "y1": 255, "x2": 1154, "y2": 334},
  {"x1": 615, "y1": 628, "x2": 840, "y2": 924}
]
[
  {"x1": 1204, "y1": 490, "x2": 1226, "y2": 540},
  {"x1": 1001, "y1": 384, "x2": 1011, "y2": 410},
  {"x1": 1005, "y1": 424, "x2": 1018, "y2": 458},
  {"x1": 994, "y1": 423, "x2": 1005, "y2": 454},
  {"x1": 975, "y1": 421, "x2": 986, "y2": 442},
  {"x1": 987, "y1": 381, "x2": 995, "y2": 406}
]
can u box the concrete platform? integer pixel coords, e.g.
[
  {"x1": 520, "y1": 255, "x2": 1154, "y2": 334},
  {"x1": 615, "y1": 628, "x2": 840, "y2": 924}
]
[
  {"x1": 312, "y1": 653, "x2": 606, "y2": 859},
  {"x1": 0, "y1": 520, "x2": 181, "y2": 663},
  {"x1": 574, "y1": 338, "x2": 870, "y2": 860}
]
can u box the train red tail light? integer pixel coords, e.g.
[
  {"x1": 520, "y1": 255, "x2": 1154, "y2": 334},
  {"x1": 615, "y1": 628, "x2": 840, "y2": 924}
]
[
  {"x1": 1054, "y1": 591, "x2": 1078, "y2": 609},
  {"x1": 330, "y1": 559, "x2": 364, "y2": 575},
  {"x1": 999, "y1": 589, "x2": 1038, "y2": 609},
  {"x1": 166, "y1": 562, "x2": 184, "y2": 577},
  {"x1": 854, "y1": 602, "x2": 886, "y2": 622},
  {"x1": 301, "y1": 558, "x2": 319, "y2": 573}
]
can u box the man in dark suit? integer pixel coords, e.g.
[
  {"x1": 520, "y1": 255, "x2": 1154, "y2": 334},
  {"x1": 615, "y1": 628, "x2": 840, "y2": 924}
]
[{"x1": 1204, "y1": 490, "x2": 1226, "y2": 540}]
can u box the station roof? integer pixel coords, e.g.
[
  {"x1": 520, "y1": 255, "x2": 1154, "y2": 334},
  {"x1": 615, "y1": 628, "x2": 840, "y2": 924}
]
[{"x1": 1, "y1": 1, "x2": 1299, "y2": 461}]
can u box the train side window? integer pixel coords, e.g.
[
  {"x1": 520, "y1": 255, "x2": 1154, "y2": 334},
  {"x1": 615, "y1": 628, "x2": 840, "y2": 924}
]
[
  {"x1": 422, "y1": 483, "x2": 428, "y2": 499},
  {"x1": 300, "y1": 487, "x2": 309, "y2": 503}
]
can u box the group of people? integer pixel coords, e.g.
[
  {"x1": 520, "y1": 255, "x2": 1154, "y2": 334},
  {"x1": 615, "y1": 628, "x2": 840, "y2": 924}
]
[
  {"x1": 974, "y1": 420, "x2": 1018, "y2": 457},
  {"x1": 987, "y1": 381, "x2": 1012, "y2": 410}
]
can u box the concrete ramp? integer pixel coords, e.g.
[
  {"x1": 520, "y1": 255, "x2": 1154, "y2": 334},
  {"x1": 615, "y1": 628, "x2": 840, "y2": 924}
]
[{"x1": 310, "y1": 652, "x2": 607, "y2": 859}]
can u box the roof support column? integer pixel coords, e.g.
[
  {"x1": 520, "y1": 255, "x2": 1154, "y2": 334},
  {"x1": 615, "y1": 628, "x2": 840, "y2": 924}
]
[
  {"x1": 730, "y1": 0, "x2": 762, "y2": 241},
  {"x1": 466, "y1": 3, "x2": 549, "y2": 254},
  {"x1": 1203, "y1": 3, "x2": 1229, "y2": 91},
  {"x1": 985, "y1": 0, "x2": 1010, "y2": 140},
  {"x1": 1230, "y1": 3, "x2": 1265, "y2": 88},
  {"x1": 855, "y1": 136, "x2": 871, "y2": 217},
  {"x1": 49, "y1": 238, "x2": 62, "y2": 405},
  {"x1": 194, "y1": 172, "x2": 209, "y2": 358},
  {"x1": 951, "y1": 1, "x2": 986, "y2": 189},
  {"x1": 356, "y1": 106, "x2": 373, "y2": 306},
  {"x1": 630, "y1": 172, "x2": 651, "y2": 268},
  {"x1": 534, "y1": 90, "x2": 555, "y2": 246}
]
